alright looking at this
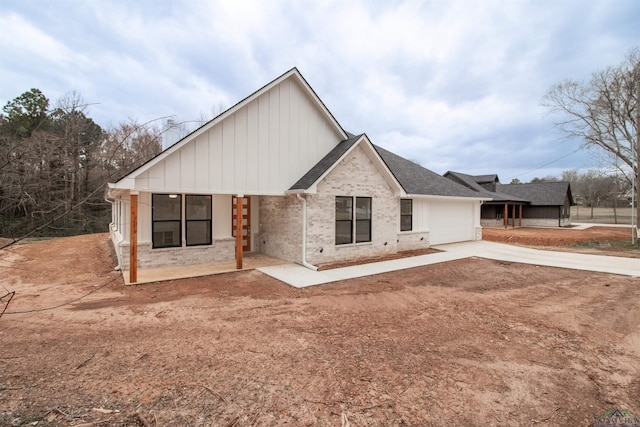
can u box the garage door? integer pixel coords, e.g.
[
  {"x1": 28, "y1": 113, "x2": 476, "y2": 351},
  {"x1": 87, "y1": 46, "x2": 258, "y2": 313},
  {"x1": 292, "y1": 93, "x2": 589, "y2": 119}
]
[{"x1": 429, "y1": 200, "x2": 474, "y2": 245}]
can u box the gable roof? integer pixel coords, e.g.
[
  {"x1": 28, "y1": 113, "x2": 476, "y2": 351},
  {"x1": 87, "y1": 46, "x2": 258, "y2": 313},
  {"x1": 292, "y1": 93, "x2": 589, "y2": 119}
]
[
  {"x1": 289, "y1": 133, "x2": 361, "y2": 191},
  {"x1": 497, "y1": 182, "x2": 573, "y2": 206},
  {"x1": 111, "y1": 67, "x2": 347, "y2": 187},
  {"x1": 444, "y1": 171, "x2": 527, "y2": 202},
  {"x1": 374, "y1": 146, "x2": 483, "y2": 198},
  {"x1": 473, "y1": 174, "x2": 499, "y2": 184},
  {"x1": 291, "y1": 136, "x2": 486, "y2": 199}
]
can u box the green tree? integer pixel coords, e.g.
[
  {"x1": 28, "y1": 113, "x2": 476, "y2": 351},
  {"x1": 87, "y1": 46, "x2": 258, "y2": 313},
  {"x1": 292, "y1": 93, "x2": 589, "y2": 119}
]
[{"x1": 0, "y1": 88, "x2": 50, "y2": 137}]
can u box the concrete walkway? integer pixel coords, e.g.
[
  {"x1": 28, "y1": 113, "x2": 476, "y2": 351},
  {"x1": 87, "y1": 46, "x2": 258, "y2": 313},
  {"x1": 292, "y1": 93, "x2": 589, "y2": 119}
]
[{"x1": 258, "y1": 240, "x2": 640, "y2": 288}]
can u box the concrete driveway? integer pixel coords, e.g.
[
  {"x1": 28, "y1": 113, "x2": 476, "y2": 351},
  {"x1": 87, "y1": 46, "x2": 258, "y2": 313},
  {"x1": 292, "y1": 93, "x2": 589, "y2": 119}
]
[{"x1": 258, "y1": 240, "x2": 640, "y2": 288}]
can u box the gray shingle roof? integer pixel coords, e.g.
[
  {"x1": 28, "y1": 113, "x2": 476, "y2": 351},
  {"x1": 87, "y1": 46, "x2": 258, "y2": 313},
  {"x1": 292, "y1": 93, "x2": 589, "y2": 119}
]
[
  {"x1": 373, "y1": 146, "x2": 482, "y2": 197},
  {"x1": 444, "y1": 171, "x2": 528, "y2": 202},
  {"x1": 289, "y1": 135, "x2": 484, "y2": 198},
  {"x1": 497, "y1": 182, "x2": 573, "y2": 206},
  {"x1": 473, "y1": 174, "x2": 499, "y2": 184},
  {"x1": 288, "y1": 133, "x2": 361, "y2": 191}
]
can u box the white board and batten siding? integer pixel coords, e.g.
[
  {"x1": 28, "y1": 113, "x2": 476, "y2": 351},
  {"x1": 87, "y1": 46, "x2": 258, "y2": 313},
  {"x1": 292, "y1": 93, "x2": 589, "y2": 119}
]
[
  {"x1": 133, "y1": 77, "x2": 343, "y2": 195},
  {"x1": 411, "y1": 198, "x2": 477, "y2": 245}
]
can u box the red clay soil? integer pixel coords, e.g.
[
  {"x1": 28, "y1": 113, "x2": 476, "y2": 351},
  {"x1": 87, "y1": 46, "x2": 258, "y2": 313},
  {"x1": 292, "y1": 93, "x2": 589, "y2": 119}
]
[
  {"x1": 1, "y1": 232, "x2": 639, "y2": 426},
  {"x1": 483, "y1": 226, "x2": 640, "y2": 257}
]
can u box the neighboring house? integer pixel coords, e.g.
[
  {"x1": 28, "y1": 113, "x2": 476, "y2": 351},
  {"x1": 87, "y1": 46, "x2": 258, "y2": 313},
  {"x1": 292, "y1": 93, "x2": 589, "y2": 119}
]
[
  {"x1": 107, "y1": 68, "x2": 487, "y2": 283},
  {"x1": 444, "y1": 171, "x2": 574, "y2": 227}
]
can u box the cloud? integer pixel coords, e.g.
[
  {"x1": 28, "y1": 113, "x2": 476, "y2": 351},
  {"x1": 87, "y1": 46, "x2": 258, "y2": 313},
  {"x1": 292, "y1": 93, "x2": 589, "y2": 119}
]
[{"x1": 1, "y1": 0, "x2": 638, "y2": 181}]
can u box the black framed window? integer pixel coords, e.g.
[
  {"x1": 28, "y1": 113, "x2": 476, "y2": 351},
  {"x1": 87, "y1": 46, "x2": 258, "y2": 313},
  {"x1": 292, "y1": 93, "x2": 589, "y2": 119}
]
[
  {"x1": 186, "y1": 195, "x2": 212, "y2": 246},
  {"x1": 335, "y1": 196, "x2": 353, "y2": 245},
  {"x1": 336, "y1": 196, "x2": 372, "y2": 245},
  {"x1": 152, "y1": 194, "x2": 182, "y2": 248},
  {"x1": 355, "y1": 197, "x2": 371, "y2": 243},
  {"x1": 400, "y1": 199, "x2": 412, "y2": 231}
]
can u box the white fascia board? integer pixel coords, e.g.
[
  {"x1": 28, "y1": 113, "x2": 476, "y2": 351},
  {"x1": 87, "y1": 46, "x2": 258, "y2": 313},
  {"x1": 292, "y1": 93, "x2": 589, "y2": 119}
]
[
  {"x1": 113, "y1": 68, "x2": 347, "y2": 185},
  {"x1": 407, "y1": 194, "x2": 491, "y2": 202},
  {"x1": 358, "y1": 136, "x2": 407, "y2": 197},
  {"x1": 297, "y1": 135, "x2": 406, "y2": 196}
]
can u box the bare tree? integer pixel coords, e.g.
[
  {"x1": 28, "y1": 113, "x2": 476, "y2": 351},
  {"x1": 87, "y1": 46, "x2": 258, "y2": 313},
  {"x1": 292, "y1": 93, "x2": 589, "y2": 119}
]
[{"x1": 544, "y1": 47, "x2": 639, "y2": 225}]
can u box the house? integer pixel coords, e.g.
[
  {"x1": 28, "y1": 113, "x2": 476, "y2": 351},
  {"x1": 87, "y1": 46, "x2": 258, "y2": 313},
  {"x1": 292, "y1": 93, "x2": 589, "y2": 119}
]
[
  {"x1": 107, "y1": 68, "x2": 488, "y2": 283},
  {"x1": 444, "y1": 171, "x2": 574, "y2": 227}
]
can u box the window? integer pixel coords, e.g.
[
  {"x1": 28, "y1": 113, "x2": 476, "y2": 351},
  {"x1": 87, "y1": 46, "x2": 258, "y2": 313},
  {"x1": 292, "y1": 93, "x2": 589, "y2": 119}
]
[
  {"x1": 335, "y1": 196, "x2": 372, "y2": 245},
  {"x1": 335, "y1": 196, "x2": 353, "y2": 245},
  {"x1": 152, "y1": 194, "x2": 182, "y2": 248},
  {"x1": 186, "y1": 195, "x2": 212, "y2": 246},
  {"x1": 355, "y1": 197, "x2": 371, "y2": 243},
  {"x1": 400, "y1": 199, "x2": 412, "y2": 231}
]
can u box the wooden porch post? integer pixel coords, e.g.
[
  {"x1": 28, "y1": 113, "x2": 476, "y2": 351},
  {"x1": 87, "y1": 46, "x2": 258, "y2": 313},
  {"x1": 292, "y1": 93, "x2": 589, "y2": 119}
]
[
  {"x1": 519, "y1": 204, "x2": 523, "y2": 227},
  {"x1": 503, "y1": 203, "x2": 508, "y2": 228},
  {"x1": 129, "y1": 192, "x2": 138, "y2": 283},
  {"x1": 235, "y1": 194, "x2": 243, "y2": 269},
  {"x1": 512, "y1": 203, "x2": 516, "y2": 228}
]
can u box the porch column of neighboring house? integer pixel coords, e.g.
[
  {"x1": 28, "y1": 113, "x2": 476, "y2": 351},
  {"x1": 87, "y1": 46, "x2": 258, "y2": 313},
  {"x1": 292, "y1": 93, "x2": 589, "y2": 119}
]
[
  {"x1": 511, "y1": 203, "x2": 516, "y2": 228},
  {"x1": 129, "y1": 191, "x2": 138, "y2": 284},
  {"x1": 235, "y1": 194, "x2": 243, "y2": 269},
  {"x1": 519, "y1": 204, "x2": 523, "y2": 227},
  {"x1": 503, "y1": 203, "x2": 508, "y2": 228}
]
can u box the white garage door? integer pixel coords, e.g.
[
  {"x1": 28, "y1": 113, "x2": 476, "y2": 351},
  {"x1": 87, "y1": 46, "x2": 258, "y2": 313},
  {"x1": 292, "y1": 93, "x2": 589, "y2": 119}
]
[{"x1": 429, "y1": 201, "x2": 474, "y2": 245}]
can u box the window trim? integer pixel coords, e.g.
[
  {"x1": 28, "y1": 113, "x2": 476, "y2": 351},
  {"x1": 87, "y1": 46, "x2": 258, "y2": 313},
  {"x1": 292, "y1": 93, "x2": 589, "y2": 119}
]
[
  {"x1": 400, "y1": 199, "x2": 413, "y2": 232},
  {"x1": 185, "y1": 194, "x2": 212, "y2": 247},
  {"x1": 152, "y1": 194, "x2": 182, "y2": 249},
  {"x1": 335, "y1": 196, "x2": 372, "y2": 245}
]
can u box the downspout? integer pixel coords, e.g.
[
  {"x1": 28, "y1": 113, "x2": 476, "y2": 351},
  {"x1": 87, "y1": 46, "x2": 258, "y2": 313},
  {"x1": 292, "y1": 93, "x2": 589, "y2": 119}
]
[
  {"x1": 104, "y1": 193, "x2": 122, "y2": 271},
  {"x1": 296, "y1": 193, "x2": 318, "y2": 271}
]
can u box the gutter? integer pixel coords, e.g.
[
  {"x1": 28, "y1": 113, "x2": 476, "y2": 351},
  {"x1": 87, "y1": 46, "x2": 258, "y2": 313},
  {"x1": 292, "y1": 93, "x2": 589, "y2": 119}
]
[
  {"x1": 295, "y1": 193, "x2": 319, "y2": 271},
  {"x1": 104, "y1": 193, "x2": 122, "y2": 271}
]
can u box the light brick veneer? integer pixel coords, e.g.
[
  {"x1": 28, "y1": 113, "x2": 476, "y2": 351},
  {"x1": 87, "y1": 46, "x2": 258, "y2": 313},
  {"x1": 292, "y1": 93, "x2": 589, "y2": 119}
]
[
  {"x1": 305, "y1": 145, "x2": 399, "y2": 265},
  {"x1": 256, "y1": 195, "x2": 303, "y2": 263},
  {"x1": 118, "y1": 238, "x2": 235, "y2": 270}
]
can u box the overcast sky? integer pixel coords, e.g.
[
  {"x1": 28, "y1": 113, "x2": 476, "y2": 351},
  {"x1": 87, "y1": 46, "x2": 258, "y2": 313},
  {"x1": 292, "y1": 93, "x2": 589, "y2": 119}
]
[{"x1": 1, "y1": 0, "x2": 638, "y2": 182}]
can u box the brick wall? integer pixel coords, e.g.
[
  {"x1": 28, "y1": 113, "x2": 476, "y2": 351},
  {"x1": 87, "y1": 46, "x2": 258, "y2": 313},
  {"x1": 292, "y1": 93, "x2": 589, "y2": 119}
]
[
  {"x1": 305, "y1": 145, "x2": 399, "y2": 265},
  {"x1": 118, "y1": 238, "x2": 235, "y2": 270},
  {"x1": 256, "y1": 195, "x2": 303, "y2": 263}
]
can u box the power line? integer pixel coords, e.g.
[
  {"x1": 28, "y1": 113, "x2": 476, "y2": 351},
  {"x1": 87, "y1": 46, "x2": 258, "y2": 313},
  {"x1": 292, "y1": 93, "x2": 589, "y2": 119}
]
[{"x1": 508, "y1": 148, "x2": 581, "y2": 181}]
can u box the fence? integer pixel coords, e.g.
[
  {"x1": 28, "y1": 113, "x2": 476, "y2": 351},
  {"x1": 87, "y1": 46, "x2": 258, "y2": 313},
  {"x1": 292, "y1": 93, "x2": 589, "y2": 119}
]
[{"x1": 571, "y1": 206, "x2": 634, "y2": 224}]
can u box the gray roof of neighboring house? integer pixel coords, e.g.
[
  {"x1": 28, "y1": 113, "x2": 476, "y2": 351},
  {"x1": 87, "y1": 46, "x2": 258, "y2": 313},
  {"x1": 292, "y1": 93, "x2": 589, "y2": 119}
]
[
  {"x1": 444, "y1": 171, "x2": 528, "y2": 202},
  {"x1": 473, "y1": 174, "x2": 499, "y2": 184},
  {"x1": 289, "y1": 135, "x2": 483, "y2": 198},
  {"x1": 497, "y1": 182, "x2": 573, "y2": 206}
]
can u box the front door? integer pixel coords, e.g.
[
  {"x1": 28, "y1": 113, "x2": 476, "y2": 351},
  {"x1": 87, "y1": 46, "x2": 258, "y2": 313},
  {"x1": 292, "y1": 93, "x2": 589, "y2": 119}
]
[{"x1": 231, "y1": 196, "x2": 251, "y2": 252}]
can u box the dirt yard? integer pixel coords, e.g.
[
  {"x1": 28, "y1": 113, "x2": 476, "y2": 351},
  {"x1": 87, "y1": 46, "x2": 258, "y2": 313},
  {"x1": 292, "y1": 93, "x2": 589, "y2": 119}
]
[{"x1": 1, "y1": 230, "x2": 639, "y2": 426}]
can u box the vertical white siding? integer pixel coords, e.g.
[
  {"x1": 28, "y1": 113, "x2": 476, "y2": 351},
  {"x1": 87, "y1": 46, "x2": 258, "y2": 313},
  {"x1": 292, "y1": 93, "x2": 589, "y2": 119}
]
[
  {"x1": 133, "y1": 76, "x2": 343, "y2": 194},
  {"x1": 413, "y1": 198, "x2": 430, "y2": 231},
  {"x1": 213, "y1": 195, "x2": 231, "y2": 238}
]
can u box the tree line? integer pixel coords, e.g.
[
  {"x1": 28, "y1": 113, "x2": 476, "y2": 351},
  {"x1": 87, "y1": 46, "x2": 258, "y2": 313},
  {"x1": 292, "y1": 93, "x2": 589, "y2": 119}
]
[{"x1": 0, "y1": 89, "x2": 162, "y2": 239}]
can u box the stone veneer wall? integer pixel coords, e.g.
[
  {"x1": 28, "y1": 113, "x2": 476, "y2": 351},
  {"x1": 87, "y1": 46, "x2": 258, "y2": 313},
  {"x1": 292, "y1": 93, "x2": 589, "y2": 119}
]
[
  {"x1": 118, "y1": 238, "x2": 235, "y2": 270},
  {"x1": 256, "y1": 195, "x2": 303, "y2": 263},
  {"x1": 305, "y1": 145, "x2": 399, "y2": 265},
  {"x1": 481, "y1": 218, "x2": 571, "y2": 228}
]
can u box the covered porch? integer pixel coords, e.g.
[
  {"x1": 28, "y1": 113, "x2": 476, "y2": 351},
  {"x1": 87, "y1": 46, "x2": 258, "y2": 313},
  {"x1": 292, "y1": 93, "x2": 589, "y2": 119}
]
[{"x1": 122, "y1": 252, "x2": 287, "y2": 285}]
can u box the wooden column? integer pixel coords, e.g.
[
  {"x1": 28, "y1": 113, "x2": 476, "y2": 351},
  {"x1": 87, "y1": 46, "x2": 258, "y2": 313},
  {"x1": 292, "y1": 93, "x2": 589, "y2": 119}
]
[
  {"x1": 129, "y1": 192, "x2": 138, "y2": 284},
  {"x1": 519, "y1": 204, "x2": 523, "y2": 227},
  {"x1": 512, "y1": 203, "x2": 516, "y2": 228},
  {"x1": 503, "y1": 203, "x2": 508, "y2": 228},
  {"x1": 235, "y1": 194, "x2": 243, "y2": 269}
]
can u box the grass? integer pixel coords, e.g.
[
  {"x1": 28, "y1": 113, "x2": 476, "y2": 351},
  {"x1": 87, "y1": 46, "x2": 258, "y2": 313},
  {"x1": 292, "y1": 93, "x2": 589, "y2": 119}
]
[{"x1": 573, "y1": 240, "x2": 639, "y2": 249}]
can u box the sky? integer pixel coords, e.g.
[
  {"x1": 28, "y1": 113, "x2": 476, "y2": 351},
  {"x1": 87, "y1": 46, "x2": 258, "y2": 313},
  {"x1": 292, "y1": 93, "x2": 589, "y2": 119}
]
[{"x1": 1, "y1": 0, "x2": 638, "y2": 182}]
